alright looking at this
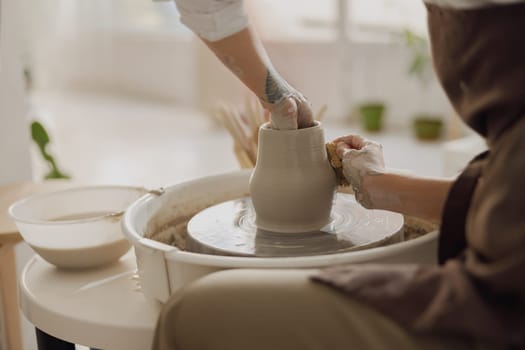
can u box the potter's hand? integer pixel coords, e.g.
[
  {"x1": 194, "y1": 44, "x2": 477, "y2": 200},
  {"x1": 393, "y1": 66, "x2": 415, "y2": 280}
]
[
  {"x1": 268, "y1": 92, "x2": 314, "y2": 130},
  {"x1": 261, "y1": 71, "x2": 314, "y2": 130},
  {"x1": 334, "y1": 135, "x2": 385, "y2": 208}
]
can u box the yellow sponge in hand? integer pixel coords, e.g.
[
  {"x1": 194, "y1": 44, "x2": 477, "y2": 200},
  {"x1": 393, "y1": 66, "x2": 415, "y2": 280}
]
[{"x1": 326, "y1": 142, "x2": 349, "y2": 187}]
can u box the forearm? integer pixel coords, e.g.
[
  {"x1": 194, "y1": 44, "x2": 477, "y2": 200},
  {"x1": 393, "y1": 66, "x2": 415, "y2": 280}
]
[
  {"x1": 173, "y1": 0, "x2": 277, "y2": 103},
  {"x1": 174, "y1": 0, "x2": 313, "y2": 129},
  {"x1": 364, "y1": 172, "x2": 454, "y2": 223},
  {"x1": 202, "y1": 26, "x2": 289, "y2": 106}
]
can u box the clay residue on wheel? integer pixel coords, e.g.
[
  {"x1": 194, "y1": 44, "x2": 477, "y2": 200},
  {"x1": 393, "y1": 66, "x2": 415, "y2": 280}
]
[
  {"x1": 402, "y1": 215, "x2": 439, "y2": 240},
  {"x1": 145, "y1": 215, "x2": 192, "y2": 249},
  {"x1": 145, "y1": 201, "x2": 218, "y2": 250},
  {"x1": 145, "y1": 204, "x2": 438, "y2": 253}
]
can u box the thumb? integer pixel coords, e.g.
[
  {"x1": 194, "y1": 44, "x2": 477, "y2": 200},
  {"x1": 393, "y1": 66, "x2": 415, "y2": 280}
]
[{"x1": 336, "y1": 142, "x2": 360, "y2": 159}]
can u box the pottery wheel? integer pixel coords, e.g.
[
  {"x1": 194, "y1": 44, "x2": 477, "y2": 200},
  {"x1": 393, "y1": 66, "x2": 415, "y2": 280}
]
[{"x1": 186, "y1": 193, "x2": 404, "y2": 257}]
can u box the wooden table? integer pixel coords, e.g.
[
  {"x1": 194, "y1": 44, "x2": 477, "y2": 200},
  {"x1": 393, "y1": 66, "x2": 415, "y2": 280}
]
[{"x1": 0, "y1": 181, "x2": 77, "y2": 350}]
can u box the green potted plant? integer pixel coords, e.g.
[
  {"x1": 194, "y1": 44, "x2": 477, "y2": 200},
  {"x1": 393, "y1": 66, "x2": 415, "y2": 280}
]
[
  {"x1": 413, "y1": 115, "x2": 443, "y2": 140},
  {"x1": 403, "y1": 29, "x2": 444, "y2": 140},
  {"x1": 31, "y1": 121, "x2": 70, "y2": 180},
  {"x1": 358, "y1": 102, "x2": 386, "y2": 132}
]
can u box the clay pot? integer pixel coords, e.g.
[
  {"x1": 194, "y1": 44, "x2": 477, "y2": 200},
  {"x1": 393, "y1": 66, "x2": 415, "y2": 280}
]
[{"x1": 249, "y1": 122, "x2": 336, "y2": 233}]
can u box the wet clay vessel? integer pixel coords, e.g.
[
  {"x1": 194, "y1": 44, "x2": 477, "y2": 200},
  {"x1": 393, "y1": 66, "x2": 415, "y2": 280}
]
[{"x1": 249, "y1": 122, "x2": 336, "y2": 233}]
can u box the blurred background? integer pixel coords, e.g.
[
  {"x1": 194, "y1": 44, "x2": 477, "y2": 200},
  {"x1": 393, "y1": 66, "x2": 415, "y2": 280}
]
[
  {"x1": 2, "y1": 2, "x2": 489, "y2": 349},
  {"x1": 5, "y1": 0, "x2": 487, "y2": 189},
  {"x1": 18, "y1": 0, "x2": 445, "y2": 119}
]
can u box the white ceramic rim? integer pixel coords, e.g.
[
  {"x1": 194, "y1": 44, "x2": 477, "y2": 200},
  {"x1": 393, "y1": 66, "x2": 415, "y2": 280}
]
[
  {"x1": 122, "y1": 170, "x2": 439, "y2": 269},
  {"x1": 260, "y1": 121, "x2": 321, "y2": 133},
  {"x1": 9, "y1": 185, "x2": 147, "y2": 225}
]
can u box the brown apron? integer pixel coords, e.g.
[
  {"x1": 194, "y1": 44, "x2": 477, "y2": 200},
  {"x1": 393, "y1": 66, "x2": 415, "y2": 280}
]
[
  {"x1": 438, "y1": 151, "x2": 488, "y2": 264},
  {"x1": 314, "y1": 3, "x2": 525, "y2": 347}
]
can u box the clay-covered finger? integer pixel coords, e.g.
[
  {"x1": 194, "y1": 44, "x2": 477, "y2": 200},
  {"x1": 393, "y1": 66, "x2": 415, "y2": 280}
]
[
  {"x1": 295, "y1": 96, "x2": 315, "y2": 129},
  {"x1": 335, "y1": 142, "x2": 350, "y2": 158},
  {"x1": 332, "y1": 135, "x2": 367, "y2": 150},
  {"x1": 270, "y1": 96, "x2": 298, "y2": 130},
  {"x1": 336, "y1": 142, "x2": 361, "y2": 159}
]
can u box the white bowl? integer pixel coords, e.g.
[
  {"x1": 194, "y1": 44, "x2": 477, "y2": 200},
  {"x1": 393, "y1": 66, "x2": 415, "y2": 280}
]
[
  {"x1": 122, "y1": 170, "x2": 438, "y2": 303},
  {"x1": 9, "y1": 185, "x2": 147, "y2": 269}
]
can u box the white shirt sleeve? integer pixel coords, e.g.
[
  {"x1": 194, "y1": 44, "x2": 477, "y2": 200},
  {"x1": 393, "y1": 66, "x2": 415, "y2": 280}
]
[
  {"x1": 424, "y1": 0, "x2": 525, "y2": 8},
  {"x1": 172, "y1": 0, "x2": 248, "y2": 41}
]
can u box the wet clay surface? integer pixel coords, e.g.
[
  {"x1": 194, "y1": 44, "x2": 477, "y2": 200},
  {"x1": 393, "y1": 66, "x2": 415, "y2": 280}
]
[
  {"x1": 145, "y1": 194, "x2": 437, "y2": 257},
  {"x1": 186, "y1": 194, "x2": 404, "y2": 257}
]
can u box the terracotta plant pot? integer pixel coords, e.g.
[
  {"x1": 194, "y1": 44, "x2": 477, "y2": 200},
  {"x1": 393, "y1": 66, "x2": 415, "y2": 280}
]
[
  {"x1": 359, "y1": 103, "x2": 385, "y2": 132},
  {"x1": 249, "y1": 122, "x2": 336, "y2": 233},
  {"x1": 413, "y1": 116, "x2": 443, "y2": 140}
]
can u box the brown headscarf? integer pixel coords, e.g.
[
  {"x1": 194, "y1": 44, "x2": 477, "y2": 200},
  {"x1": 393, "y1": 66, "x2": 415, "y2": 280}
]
[{"x1": 314, "y1": 3, "x2": 525, "y2": 347}]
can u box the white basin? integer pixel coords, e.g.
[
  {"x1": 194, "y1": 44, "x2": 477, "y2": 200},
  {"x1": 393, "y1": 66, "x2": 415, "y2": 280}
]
[{"x1": 122, "y1": 170, "x2": 438, "y2": 303}]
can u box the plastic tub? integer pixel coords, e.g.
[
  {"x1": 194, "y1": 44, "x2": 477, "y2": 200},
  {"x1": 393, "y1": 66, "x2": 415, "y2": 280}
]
[
  {"x1": 122, "y1": 170, "x2": 438, "y2": 303},
  {"x1": 9, "y1": 185, "x2": 147, "y2": 269}
]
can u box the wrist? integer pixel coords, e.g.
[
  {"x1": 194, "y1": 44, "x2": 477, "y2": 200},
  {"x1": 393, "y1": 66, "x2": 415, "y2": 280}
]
[{"x1": 361, "y1": 171, "x2": 399, "y2": 211}]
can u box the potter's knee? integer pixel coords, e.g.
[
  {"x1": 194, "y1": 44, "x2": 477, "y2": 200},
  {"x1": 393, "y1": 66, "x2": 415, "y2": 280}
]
[
  {"x1": 160, "y1": 268, "x2": 315, "y2": 320},
  {"x1": 154, "y1": 281, "x2": 221, "y2": 350},
  {"x1": 161, "y1": 270, "x2": 252, "y2": 317},
  {"x1": 158, "y1": 268, "x2": 319, "y2": 326},
  {"x1": 196, "y1": 268, "x2": 318, "y2": 288},
  {"x1": 154, "y1": 271, "x2": 259, "y2": 349}
]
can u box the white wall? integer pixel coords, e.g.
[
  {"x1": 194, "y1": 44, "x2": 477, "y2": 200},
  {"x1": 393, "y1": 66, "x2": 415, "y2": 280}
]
[
  {"x1": 265, "y1": 40, "x2": 452, "y2": 127},
  {"x1": 34, "y1": 32, "x2": 197, "y2": 105},
  {"x1": 0, "y1": 0, "x2": 32, "y2": 186},
  {"x1": 32, "y1": 31, "x2": 453, "y2": 128},
  {"x1": 1, "y1": 2, "x2": 38, "y2": 350}
]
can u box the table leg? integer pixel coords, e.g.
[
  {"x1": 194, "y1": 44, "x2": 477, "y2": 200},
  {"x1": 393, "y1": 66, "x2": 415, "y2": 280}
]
[
  {"x1": 35, "y1": 328, "x2": 76, "y2": 350},
  {"x1": 0, "y1": 243, "x2": 23, "y2": 350}
]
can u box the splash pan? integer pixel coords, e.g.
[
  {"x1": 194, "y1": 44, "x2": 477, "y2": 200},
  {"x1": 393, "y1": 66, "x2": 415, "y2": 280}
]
[
  {"x1": 187, "y1": 195, "x2": 403, "y2": 257},
  {"x1": 122, "y1": 170, "x2": 438, "y2": 303}
]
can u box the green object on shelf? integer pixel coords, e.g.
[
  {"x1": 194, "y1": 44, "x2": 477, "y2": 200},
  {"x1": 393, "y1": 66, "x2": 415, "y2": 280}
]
[
  {"x1": 413, "y1": 116, "x2": 443, "y2": 140},
  {"x1": 359, "y1": 103, "x2": 385, "y2": 132}
]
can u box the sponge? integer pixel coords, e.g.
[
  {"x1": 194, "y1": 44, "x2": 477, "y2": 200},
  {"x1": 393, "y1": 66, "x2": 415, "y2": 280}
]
[{"x1": 326, "y1": 142, "x2": 349, "y2": 187}]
